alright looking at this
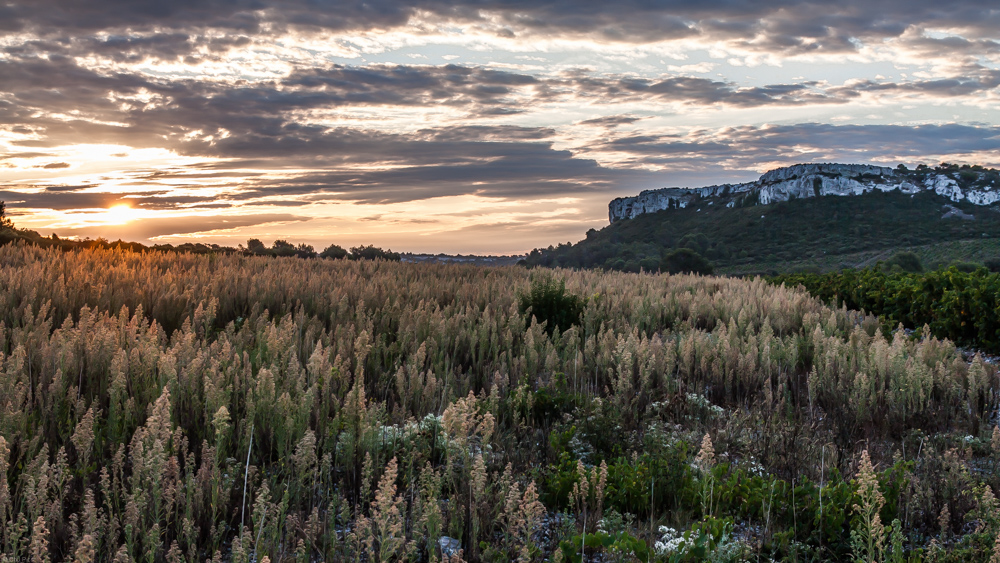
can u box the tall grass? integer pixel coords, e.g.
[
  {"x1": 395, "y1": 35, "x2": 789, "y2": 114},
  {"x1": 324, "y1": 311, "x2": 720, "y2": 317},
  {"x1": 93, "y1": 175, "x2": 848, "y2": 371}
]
[{"x1": 0, "y1": 243, "x2": 996, "y2": 561}]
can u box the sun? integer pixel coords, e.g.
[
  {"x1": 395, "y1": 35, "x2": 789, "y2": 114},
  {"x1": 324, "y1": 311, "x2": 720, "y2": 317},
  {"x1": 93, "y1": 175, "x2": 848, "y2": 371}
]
[{"x1": 103, "y1": 204, "x2": 139, "y2": 225}]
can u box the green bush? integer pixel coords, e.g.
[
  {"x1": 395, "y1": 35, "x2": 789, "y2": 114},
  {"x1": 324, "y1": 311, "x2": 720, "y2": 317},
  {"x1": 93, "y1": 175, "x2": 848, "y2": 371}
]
[
  {"x1": 883, "y1": 251, "x2": 923, "y2": 273},
  {"x1": 770, "y1": 266, "x2": 1000, "y2": 353},
  {"x1": 662, "y1": 249, "x2": 714, "y2": 275},
  {"x1": 518, "y1": 276, "x2": 586, "y2": 335}
]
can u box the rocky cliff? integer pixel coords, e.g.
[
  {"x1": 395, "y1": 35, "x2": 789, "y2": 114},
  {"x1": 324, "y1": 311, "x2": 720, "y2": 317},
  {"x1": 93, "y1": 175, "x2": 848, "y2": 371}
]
[{"x1": 609, "y1": 163, "x2": 1000, "y2": 223}]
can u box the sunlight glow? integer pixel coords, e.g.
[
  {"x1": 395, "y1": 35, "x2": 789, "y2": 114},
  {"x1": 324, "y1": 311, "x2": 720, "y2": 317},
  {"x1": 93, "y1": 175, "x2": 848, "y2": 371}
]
[{"x1": 102, "y1": 204, "x2": 140, "y2": 225}]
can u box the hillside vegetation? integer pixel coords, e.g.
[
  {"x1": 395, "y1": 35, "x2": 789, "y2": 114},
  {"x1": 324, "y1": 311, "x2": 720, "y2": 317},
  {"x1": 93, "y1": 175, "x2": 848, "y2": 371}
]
[
  {"x1": 3, "y1": 245, "x2": 1000, "y2": 561},
  {"x1": 523, "y1": 190, "x2": 1000, "y2": 275}
]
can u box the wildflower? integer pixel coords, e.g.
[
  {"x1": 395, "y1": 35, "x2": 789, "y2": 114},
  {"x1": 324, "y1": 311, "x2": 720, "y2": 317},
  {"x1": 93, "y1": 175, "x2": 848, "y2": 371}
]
[
  {"x1": 71, "y1": 408, "x2": 97, "y2": 468},
  {"x1": 654, "y1": 526, "x2": 684, "y2": 555},
  {"x1": 372, "y1": 457, "x2": 406, "y2": 561},
  {"x1": 31, "y1": 515, "x2": 50, "y2": 563},
  {"x1": 695, "y1": 433, "x2": 716, "y2": 472},
  {"x1": 851, "y1": 450, "x2": 886, "y2": 563}
]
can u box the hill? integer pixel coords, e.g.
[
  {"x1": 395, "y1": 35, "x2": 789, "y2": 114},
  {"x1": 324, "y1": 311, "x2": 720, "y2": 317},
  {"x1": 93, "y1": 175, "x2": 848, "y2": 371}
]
[{"x1": 525, "y1": 170, "x2": 1000, "y2": 275}]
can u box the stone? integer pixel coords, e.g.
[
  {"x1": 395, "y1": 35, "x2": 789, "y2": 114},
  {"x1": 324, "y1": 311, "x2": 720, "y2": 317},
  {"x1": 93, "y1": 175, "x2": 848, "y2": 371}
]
[
  {"x1": 608, "y1": 163, "x2": 1000, "y2": 223},
  {"x1": 439, "y1": 536, "x2": 462, "y2": 557}
]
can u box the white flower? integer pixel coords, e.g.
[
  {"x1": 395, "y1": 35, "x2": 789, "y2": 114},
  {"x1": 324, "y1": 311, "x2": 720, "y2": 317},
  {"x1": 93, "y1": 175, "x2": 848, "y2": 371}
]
[{"x1": 654, "y1": 527, "x2": 684, "y2": 555}]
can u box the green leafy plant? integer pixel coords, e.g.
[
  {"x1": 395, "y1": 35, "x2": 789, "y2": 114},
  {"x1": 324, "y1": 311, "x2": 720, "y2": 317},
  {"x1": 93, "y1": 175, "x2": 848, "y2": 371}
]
[{"x1": 518, "y1": 276, "x2": 586, "y2": 335}]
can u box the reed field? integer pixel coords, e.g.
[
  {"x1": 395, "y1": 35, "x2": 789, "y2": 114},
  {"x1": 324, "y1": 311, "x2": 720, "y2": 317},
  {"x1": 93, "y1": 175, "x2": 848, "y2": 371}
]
[{"x1": 2, "y1": 243, "x2": 1000, "y2": 562}]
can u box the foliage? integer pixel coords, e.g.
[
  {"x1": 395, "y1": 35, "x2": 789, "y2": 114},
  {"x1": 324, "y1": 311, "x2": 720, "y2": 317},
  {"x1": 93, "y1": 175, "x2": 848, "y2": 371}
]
[
  {"x1": 0, "y1": 201, "x2": 13, "y2": 230},
  {"x1": 518, "y1": 276, "x2": 587, "y2": 335},
  {"x1": 349, "y1": 244, "x2": 401, "y2": 261},
  {"x1": 661, "y1": 248, "x2": 714, "y2": 275},
  {"x1": 0, "y1": 217, "x2": 390, "y2": 265},
  {"x1": 321, "y1": 243, "x2": 349, "y2": 260},
  {"x1": 884, "y1": 251, "x2": 924, "y2": 273},
  {"x1": 771, "y1": 265, "x2": 1000, "y2": 353}
]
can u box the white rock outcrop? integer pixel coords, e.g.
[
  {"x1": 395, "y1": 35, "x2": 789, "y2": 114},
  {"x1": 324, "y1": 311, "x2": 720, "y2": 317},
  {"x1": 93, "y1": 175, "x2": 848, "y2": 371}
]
[{"x1": 609, "y1": 163, "x2": 1000, "y2": 222}]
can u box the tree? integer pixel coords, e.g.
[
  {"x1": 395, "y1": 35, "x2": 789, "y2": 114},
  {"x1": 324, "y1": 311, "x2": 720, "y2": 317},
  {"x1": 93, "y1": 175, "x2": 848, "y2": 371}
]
[
  {"x1": 349, "y1": 245, "x2": 400, "y2": 262},
  {"x1": 246, "y1": 238, "x2": 267, "y2": 255},
  {"x1": 320, "y1": 244, "x2": 348, "y2": 260},
  {"x1": 295, "y1": 244, "x2": 317, "y2": 259},
  {"x1": 0, "y1": 201, "x2": 13, "y2": 230},
  {"x1": 271, "y1": 239, "x2": 296, "y2": 257}
]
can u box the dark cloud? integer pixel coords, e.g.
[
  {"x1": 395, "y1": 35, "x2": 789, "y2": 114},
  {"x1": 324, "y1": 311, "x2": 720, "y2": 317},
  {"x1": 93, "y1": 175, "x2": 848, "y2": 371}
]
[
  {"x1": 2, "y1": 41, "x2": 997, "y2": 164},
  {"x1": 5, "y1": 0, "x2": 1000, "y2": 57},
  {"x1": 829, "y1": 67, "x2": 1000, "y2": 98},
  {"x1": 578, "y1": 115, "x2": 647, "y2": 128},
  {"x1": 0, "y1": 189, "x2": 127, "y2": 210},
  {"x1": 52, "y1": 213, "x2": 311, "y2": 241},
  {"x1": 586, "y1": 123, "x2": 1000, "y2": 172},
  {"x1": 10, "y1": 50, "x2": 992, "y2": 169},
  {"x1": 572, "y1": 75, "x2": 841, "y2": 107},
  {"x1": 225, "y1": 138, "x2": 642, "y2": 204},
  {"x1": 0, "y1": 187, "x2": 232, "y2": 210}
]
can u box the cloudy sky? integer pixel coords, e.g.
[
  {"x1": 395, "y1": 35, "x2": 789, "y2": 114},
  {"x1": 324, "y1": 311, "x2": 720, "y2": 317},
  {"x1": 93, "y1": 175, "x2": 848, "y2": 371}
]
[{"x1": 2, "y1": 1, "x2": 999, "y2": 253}]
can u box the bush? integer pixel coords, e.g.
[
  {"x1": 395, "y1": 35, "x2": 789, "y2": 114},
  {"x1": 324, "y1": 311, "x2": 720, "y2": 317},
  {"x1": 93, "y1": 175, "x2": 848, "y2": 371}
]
[
  {"x1": 662, "y1": 249, "x2": 714, "y2": 275},
  {"x1": 518, "y1": 276, "x2": 586, "y2": 335},
  {"x1": 883, "y1": 251, "x2": 923, "y2": 273},
  {"x1": 770, "y1": 266, "x2": 1000, "y2": 353},
  {"x1": 948, "y1": 261, "x2": 982, "y2": 273}
]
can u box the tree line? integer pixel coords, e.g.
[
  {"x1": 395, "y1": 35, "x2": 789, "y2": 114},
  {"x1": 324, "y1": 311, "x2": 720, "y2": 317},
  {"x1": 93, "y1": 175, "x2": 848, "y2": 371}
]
[{"x1": 0, "y1": 201, "x2": 400, "y2": 261}]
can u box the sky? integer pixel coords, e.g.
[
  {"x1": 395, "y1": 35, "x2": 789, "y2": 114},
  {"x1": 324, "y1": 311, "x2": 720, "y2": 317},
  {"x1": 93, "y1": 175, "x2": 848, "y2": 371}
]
[{"x1": 1, "y1": 1, "x2": 999, "y2": 254}]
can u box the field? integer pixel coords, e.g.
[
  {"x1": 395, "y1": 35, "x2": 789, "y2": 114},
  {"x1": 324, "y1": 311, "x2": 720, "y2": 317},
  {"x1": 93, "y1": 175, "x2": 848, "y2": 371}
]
[{"x1": 2, "y1": 244, "x2": 1000, "y2": 562}]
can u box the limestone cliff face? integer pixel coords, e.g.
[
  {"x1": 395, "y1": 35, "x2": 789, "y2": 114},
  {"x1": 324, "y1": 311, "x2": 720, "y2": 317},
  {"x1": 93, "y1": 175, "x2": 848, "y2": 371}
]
[{"x1": 608, "y1": 163, "x2": 1000, "y2": 223}]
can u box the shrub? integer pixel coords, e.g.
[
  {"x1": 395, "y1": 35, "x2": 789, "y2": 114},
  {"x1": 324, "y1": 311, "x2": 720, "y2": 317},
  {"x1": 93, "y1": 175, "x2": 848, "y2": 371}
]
[
  {"x1": 518, "y1": 276, "x2": 586, "y2": 335},
  {"x1": 884, "y1": 251, "x2": 923, "y2": 273},
  {"x1": 661, "y1": 249, "x2": 714, "y2": 275}
]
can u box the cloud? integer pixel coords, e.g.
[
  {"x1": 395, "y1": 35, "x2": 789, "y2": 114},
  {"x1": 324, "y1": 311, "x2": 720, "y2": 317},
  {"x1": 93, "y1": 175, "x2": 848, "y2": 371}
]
[
  {"x1": 0, "y1": 187, "x2": 228, "y2": 210},
  {"x1": 578, "y1": 115, "x2": 647, "y2": 128},
  {"x1": 585, "y1": 123, "x2": 1000, "y2": 174},
  {"x1": 50, "y1": 214, "x2": 311, "y2": 241},
  {"x1": 5, "y1": 0, "x2": 1000, "y2": 59}
]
